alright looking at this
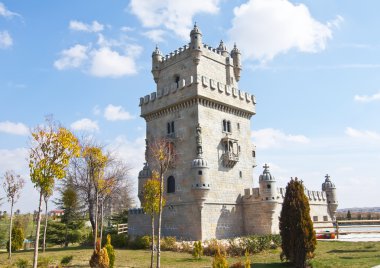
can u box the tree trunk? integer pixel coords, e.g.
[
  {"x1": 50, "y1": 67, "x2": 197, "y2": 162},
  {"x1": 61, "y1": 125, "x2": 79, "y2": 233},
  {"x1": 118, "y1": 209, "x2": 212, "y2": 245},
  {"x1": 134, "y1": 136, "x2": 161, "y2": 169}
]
[
  {"x1": 150, "y1": 214, "x2": 155, "y2": 268},
  {"x1": 42, "y1": 199, "x2": 48, "y2": 252},
  {"x1": 8, "y1": 199, "x2": 14, "y2": 260},
  {"x1": 100, "y1": 199, "x2": 104, "y2": 248},
  {"x1": 33, "y1": 192, "x2": 43, "y2": 268},
  {"x1": 64, "y1": 223, "x2": 69, "y2": 247},
  {"x1": 88, "y1": 195, "x2": 96, "y2": 234},
  {"x1": 156, "y1": 171, "x2": 164, "y2": 268},
  {"x1": 94, "y1": 190, "x2": 99, "y2": 250}
]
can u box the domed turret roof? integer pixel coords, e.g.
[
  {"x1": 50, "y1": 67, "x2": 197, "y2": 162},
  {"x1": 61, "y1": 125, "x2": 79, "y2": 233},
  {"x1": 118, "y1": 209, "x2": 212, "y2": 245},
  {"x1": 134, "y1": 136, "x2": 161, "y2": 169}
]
[
  {"x1": 217, "y1": 40, "x2": 227, "y2": 52},
  {"x1": 192, "y1": 157, "x2": 208, "y2": 168},
  {"x1": 190, "y1": 23, "x2": 202, "y2": 36},
  {"x1": 322, "y1": 174, "x2": 335, "y2": 190},
  {"x1": 231, "y1": 43, "x2": 240, "y2": 55},
  {"x1": 259, "y1": 164, "x2": 276, "y2": 182},
  {"x1": 152, "y1": 45, "x2": 162, "y2": 56},
  {"x1": 138, "y1": 162, "x2": 152, "y2": 179}
]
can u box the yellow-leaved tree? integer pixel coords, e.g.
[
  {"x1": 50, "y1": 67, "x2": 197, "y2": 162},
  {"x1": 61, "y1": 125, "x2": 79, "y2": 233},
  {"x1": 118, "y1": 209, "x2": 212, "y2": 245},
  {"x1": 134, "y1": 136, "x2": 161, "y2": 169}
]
[
  {"x1": 147, "y1": 139, "x2": 176, "y2": 268},
  {"x1": 142, "y1": 171, "x2": 164, "y2": 268},
  {"x1": 82, "y1": 146, "x2": 108, "y2": 249},
  {"x1": 29, "y1": 118, "x2": 80, "y2": 268}
]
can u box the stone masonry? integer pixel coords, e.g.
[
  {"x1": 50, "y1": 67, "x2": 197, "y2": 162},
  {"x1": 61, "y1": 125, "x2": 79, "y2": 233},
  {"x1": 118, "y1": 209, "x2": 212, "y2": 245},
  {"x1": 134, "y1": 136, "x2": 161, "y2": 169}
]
[{"x1": 128, "y1": 24, "x2": 338, "y2": 241}]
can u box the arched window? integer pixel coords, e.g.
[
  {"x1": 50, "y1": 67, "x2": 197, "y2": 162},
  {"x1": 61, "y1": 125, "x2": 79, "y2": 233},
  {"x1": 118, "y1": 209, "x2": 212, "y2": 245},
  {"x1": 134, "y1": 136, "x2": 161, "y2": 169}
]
[
  {"x1": 222, "y1": 120, "x2": 227, "y2": 132},
  {"x1": 167, "y1": 123, "x2": 171, "y2": 134},
  {"x1": 227, "y1": 121, "x2": 231, "y2": 132},
  {"x1": 175, "y1": 75, "x2": 180, "y2": 88},
  {"x1": 167, "y1": 176, "x2": 175, "y2": 193}
]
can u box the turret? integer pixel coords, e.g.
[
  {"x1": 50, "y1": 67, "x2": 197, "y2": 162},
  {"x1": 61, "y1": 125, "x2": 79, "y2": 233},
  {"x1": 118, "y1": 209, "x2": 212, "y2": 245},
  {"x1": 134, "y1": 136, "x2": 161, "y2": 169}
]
[
  {"x1": 191, "y1": 124, "x2": 210, "y2": 203},
  {"x1": 151, "y1": 46, "x2": 162, "y2": 83},
  {"x1": 190, "y1": 23, "x2": 203, "y2": 65},
  {"x1": 137, "y1": 162, "x2": 152, "y2": 203},
  {"x1": 322, "y1": 174, "x2": 338, "y2": 220},
  {"x1": 259, "y1": 164, "x2": 277, "y2": 201},
  {"x1": 217, "y1": 40, "x2": 228, "y2": 57},
  {"x1": 230, "y1": 43, "x2": 242, "y2": 82}
]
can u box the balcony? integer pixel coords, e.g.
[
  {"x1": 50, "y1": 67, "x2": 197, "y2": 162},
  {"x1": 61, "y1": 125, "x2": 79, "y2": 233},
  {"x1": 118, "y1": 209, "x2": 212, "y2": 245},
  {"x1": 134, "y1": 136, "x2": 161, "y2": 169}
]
[{"x1": 222, "y1": 151, "x2": 239, "y2": 168}]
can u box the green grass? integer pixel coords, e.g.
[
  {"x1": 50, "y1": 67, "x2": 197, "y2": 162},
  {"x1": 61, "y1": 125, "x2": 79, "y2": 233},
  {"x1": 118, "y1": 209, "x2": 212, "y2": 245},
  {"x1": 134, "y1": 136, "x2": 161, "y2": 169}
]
[{"x1": 0, "y1": 241, "x2": 379, "y2": 267}]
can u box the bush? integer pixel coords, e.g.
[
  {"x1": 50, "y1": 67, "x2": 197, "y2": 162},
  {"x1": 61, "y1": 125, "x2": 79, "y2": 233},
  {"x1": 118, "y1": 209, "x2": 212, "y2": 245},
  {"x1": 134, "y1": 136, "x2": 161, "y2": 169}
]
[
  {"x1": 37, "y1": 256, "x2": 54, "y2": 268},
  {"x1": 128, "y1": 235, "x2": 151, "y2": 249},
  {"x1": 105, "y1": 234, "x2": 115, "y2": 268},
  {"x1": 192, "y1": 241, "x2": 203, "y2": 259},
  {"x1": 7, "y1": 226, "x2": 24, "y2": 252},
  {"x1": 204, "y1": 239, "x2": 226, "y2": 256},
  {"x1": 230, "y1": 261, "x2": 243, "y2": 268},
  {"x1": 16, "y1": 258, "x2": 29, "y2": 268},
  {"x1": 180, "y1": 241, "x2": 192, "y2": 253},
  {"x1": 161, "y1": 236, "x2": 177, "y2": 251},
  {"x1": 212, "y1": 246, "x2": 228, "y2": 268},
  {"x1": 102, "y1": 233, "x2": 127, "y2": 249},
  {"x1": 60, "y1": 255, "x2": 73, "y2": 265},
  {"x1": 89, "y1": 239, "x2": 110, "y2": 268}
]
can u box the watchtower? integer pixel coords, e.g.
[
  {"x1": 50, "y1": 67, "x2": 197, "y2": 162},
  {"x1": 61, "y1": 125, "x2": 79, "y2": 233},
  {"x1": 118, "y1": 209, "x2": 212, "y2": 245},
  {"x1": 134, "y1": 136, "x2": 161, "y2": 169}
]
[{"x1": 136, "y1": 24, "x2": 257, "y2": 240}]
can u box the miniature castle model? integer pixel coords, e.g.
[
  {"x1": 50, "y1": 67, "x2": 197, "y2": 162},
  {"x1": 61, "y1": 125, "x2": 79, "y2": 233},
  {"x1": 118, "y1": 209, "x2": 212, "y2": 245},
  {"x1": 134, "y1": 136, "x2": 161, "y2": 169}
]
[{"x1": 128, "y1": 25, "x2": 338, "y2": 240}]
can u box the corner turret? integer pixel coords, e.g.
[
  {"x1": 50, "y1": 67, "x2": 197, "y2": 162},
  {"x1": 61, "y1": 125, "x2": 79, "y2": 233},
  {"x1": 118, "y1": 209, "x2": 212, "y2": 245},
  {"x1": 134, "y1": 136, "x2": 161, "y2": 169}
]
[
  {"x1": 259, "y1": 164, "x2": 277, "y2": 201},
  {"x1": 190, "y1": 23, "x2": 203, "y2": 65},
  {"x1": 151, "y1": 46, "x2": 163, "y2": 83},
  {"x1": 322, "y1": 174, "x2": 338, "y2": 220},
  {"x1": 217, "y1": 40, "x2": 228, "y2": 57},
  {"x1": 137, "y1": 162, "x2": 152, "y2": 203},
  {"x1": 231, "y1": 43, "x2": 242, "y2": 82}
]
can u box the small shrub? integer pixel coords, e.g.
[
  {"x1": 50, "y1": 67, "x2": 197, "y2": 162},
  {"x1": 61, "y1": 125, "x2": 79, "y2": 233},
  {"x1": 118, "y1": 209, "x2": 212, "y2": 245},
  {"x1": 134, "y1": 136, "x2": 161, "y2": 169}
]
[
  {"x1": 161, "y1": 236, "x2": 177, "y2": 251},
  {"x1": 204, "y1": 239, "x2": 226, "y2": 256},
  {"x1": 89, "y1": 239, "x2": 110, "y2": 268},
  {"x1": 105, "y1": 234, "x2": 115, "y2": 268},
  {"x1": 60, "y1": 255, "x2": 73, "y2": 265},
  {"x1": 192, "y1": 241, "x2": 203, "y2": 259},
  {"x1": 128, "y1": 235, "x2": 151, "y2": 249},
  {"x1": 180, "y1": 241, "x2": 192, "y2": 253},
  {"x1": 37, "y1": 256, "x2": 54, "y2": 268},
  {"x1": 212, "y1": 247, "x2": 228, "y2": 268},
  {"x1": 228, "y1": 238, "x2": 245, "y2": 256},
  {"x1": 230, "y1": 261, "x2": 243, "y2": 268},
  {"x1": 16, "y1": 258, "x2": 29, "y2": 268},
  {"x1": 270, "y1": 234, "x2": 281, "y2": 248}
]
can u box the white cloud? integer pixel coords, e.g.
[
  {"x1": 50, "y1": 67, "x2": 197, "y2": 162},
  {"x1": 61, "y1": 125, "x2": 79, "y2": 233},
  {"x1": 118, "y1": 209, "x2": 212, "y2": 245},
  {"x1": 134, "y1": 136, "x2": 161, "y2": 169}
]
[
  {"x1": 69, "y1": 20, "x2": 104, "y2": 33},
  {"x1": 0, "y1": 121, "x2": 29, "y2": 135},
  {"x1": 354, "y1": 91, "x2": 380, "y2": 103},
  {"x1": 251, "y1": 128, "x2": 310, "y2": 149},
  {"x1": 129, "y1": 0, "x2": 220, "y2": 39},
  {"x1": 54, "y1": 44, "x2": 88, "y2": 70},
  {"x1": 0, "y1": 30, "x2": 12, "y2": 48},
  {"x1": 228, "y1": 0, "x2": 342, "y2": 62},
  {"x1": 89, "y1": 47, "x2": 137, "y2": 77},
  {"x1": 142, "y1": 29, "x2": 166, "y2": 43},
  {"x1": 70, "y1": 118, "x2": 99, "y2": 132},
  {"x1": 0, "y1": 2, "x2": 20, "y2": 18},
  {"x1": 104, "y1": 104, "x2": 134, "y2": 121},
  {"x1": 0, "y1": 148, "x2": 28, "y2": 172},
  {"x1": 54, "y1": 34, "x2": 141, "y2": 78},
  {"x1": 345, "y1": 127, "x2": 380, "y2": 141}
]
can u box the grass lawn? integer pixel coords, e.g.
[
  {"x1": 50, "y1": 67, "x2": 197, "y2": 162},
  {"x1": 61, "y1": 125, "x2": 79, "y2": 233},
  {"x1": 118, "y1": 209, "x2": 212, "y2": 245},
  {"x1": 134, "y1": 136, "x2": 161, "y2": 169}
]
[{"x1": 0, "y1": 241, "x2": 379, "y2": 267}]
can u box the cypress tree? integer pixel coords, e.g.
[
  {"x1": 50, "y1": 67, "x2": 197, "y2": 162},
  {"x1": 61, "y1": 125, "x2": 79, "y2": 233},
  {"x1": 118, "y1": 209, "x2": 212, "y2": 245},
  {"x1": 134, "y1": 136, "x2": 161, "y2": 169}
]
[{"x1": 279, "y1": 177, "x2": 316, "y2": 268}]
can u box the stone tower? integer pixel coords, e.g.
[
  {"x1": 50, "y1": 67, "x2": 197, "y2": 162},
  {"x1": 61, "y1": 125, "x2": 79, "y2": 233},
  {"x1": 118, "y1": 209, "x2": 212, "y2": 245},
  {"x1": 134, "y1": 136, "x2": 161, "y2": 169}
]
[{"x1": 134, "y1": 24, "x2": 257, "y2": 240}]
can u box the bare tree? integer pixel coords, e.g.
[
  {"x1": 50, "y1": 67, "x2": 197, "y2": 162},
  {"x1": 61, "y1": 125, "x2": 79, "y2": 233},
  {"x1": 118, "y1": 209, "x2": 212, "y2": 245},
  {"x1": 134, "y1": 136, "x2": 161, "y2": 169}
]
[
  {"x1": 66, "y1": 138, "x2": 133, "y2": 248},
  {"x1": 2, "y1": 170, "x2": 25, "y2": 260}
]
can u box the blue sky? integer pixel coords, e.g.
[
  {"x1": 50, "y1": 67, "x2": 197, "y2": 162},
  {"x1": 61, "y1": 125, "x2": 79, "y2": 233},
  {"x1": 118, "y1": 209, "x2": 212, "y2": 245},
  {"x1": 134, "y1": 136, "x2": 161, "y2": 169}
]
[{"x1": 0, "y1": 0, "x2": 379, "y2": 213}]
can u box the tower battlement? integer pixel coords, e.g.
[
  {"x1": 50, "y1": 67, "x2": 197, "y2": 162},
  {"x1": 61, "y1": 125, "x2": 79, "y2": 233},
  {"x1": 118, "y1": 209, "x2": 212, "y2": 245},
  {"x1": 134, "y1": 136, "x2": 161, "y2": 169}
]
[{"x1": 139, "y1": 75, "x2": 256, "y2": 119}]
